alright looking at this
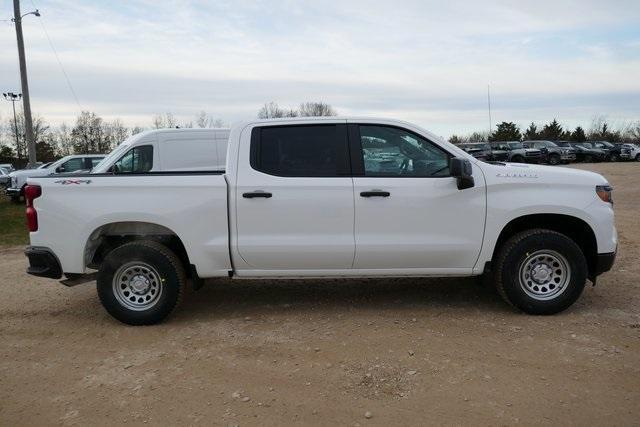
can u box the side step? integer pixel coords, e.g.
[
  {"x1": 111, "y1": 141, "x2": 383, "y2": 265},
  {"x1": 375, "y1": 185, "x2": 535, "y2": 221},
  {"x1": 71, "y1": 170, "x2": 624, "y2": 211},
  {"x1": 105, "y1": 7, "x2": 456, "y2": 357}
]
[{"x1": 60, "y1": 273, "x2": 97, "y2": 287}]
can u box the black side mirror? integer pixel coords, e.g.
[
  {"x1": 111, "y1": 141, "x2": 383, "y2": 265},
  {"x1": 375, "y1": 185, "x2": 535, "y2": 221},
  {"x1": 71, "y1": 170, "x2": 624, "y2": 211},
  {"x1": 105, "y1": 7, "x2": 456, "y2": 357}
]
[{"x1": 450, "y1": 158, "x2": 475, "y2": 190}]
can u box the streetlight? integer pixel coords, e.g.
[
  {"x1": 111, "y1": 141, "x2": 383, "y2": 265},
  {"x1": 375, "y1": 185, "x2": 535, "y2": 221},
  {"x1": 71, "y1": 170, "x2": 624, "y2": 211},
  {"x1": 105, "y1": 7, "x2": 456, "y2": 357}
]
[
  {"x1": 3, "y1": 92, "x2": 23, "y2": 160},
  {"x1": 10, "y1": 1, "x2": 40, "y2": 167}
]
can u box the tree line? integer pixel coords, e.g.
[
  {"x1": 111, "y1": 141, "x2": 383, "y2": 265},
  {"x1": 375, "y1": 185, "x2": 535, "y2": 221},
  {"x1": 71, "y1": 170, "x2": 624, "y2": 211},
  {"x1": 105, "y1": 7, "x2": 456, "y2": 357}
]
[{"x1": 449, "y1": 117, "x2": 640, "y2": 145}]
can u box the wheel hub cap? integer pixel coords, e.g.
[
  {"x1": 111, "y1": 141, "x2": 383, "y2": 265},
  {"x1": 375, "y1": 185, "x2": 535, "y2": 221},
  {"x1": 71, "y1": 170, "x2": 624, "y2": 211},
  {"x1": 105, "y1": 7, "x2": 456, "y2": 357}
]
[
  {"x1": 112, "y1": 262, "x2": 163, "y2": 311},
  {"x1": 519, "y1": 250, "x2": 571, "y2": 301}
]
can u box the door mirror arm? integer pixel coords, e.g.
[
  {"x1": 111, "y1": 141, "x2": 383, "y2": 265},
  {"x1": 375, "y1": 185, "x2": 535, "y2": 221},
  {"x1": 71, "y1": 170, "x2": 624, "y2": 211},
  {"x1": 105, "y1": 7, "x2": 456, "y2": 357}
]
[{"x1": 450, "y1": 158, "x2": 475, "y2": 190}]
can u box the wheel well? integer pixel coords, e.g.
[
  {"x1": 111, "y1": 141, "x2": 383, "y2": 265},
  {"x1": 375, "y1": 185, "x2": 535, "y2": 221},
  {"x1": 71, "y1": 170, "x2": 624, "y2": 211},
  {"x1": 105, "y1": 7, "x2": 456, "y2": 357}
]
[
  {"x1": 492, "y1": 214, "x2": 598, "y2": 278},
  {"x1": 85, "y1": 222, "x2": 191, "y2": 276}
]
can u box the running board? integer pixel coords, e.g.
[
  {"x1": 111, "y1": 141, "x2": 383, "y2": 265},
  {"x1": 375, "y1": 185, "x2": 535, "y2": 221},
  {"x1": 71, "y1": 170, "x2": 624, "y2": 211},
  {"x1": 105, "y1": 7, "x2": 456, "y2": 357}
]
[{"x1": 60, "y1": 273, "x2": 97, "y2": 287}]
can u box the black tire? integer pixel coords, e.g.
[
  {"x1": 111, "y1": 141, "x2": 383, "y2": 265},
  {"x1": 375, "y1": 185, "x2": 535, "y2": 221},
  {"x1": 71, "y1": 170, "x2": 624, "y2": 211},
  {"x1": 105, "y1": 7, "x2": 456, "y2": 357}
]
[
  {"x1": 548, "y1": 154, "x2": 561, "y2": 165},
  {"x1": 10, "y1": 195, "x2": 21, "y2": 203},
  {"x1": 97, "y1": 240, "x2": 186, "y2": 325},
  {"x1": 584, "y1": 154, "x2": 593, "y2": 163},
  {"x1": 610, "y1": 153, "x2": 619, "y2": 162},
  {"x1": 511, "y1": 155, "x2": 524, "y2": 163},
  {"x1": 493, "y1": 229, "x2": 587, "y2": 315},
  {"x1": 636, "y1": 154, "x2": 640, "y2": 162}
]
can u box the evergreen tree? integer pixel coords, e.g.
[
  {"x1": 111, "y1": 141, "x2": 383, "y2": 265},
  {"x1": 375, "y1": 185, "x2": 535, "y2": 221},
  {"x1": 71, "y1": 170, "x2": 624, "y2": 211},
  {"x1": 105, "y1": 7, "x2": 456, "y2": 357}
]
[
  {"x1": 570, "y1": 126, "x2": 586, "y2": 142},
  {"x1": 488, "y1": 122, "x2": 522, "y2": 142},
  {"x1": 540, "y1": 119, "x2": 565, "y2": 141},
  {"x1": 522, "y1": 122, "x2": 540, "y2": 140}
]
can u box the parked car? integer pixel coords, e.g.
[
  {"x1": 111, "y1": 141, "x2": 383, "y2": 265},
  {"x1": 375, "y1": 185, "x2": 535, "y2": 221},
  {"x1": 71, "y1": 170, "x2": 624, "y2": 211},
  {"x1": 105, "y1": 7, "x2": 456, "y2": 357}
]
[
  {"x1": 489, "y1": 141, "x2": 542, "y2": 163},
  {"x1": 0, "y1": 163, "x2": 15, "y2": 172},
  {"x1": 620, "y1": 143, "x2": 640, "y2": 161},
  {"x1": 523, "y1": 140, "x2": 576, "y2": 165},
  {"x1": 458, "y1": 142, "x2": 492, "y2": 161},
  {"x1": 90, "y1": 128, "x2": 230, "y2": 174},
  {"x1": 568, "y1": 142, "x2": 608, "y2": 163},
  {"x1": 0, "y1": 167, "x2": 11, "y2": 187},
  {"x1": 592, "y1": 141, "x2": 622, "y2": 162},
  {"x1": 24, "y1": 117, "x2": 616, "y2": 325},
  {"x1": 6, "y1": 155, "x2": 105, "y2": 202}
]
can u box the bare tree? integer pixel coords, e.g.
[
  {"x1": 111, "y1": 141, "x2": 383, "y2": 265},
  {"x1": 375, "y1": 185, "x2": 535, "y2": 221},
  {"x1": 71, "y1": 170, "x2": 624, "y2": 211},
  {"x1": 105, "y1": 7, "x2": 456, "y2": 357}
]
[
  {"x1": 298, "y1": 102, "x2": 337, "y2": 117},
  {"x1": 258, "y1": 102, "x2": 298, "y2": 119},
  {"x1": 4, "y1": 112, "x2": 49, "y2": 160},
  {"x1": 55, "y1": 122, "x2": 74, "y2": 156},
  {"x1": 152, "y1": 112, "x2": 178, "y2": 129}
]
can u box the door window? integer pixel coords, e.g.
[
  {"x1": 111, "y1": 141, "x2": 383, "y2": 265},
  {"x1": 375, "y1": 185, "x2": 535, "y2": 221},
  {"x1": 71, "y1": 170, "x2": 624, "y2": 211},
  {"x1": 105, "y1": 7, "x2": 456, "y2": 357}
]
[
  {"x1": 113, "y1": 145, "x2": 153, "y2": 173},
  {"x1": 250, "y1": 125, "x2": 349, "y2": 177},
  {"x1": 59, "y1": 158, "x2": 85, "y2": 173},
  {"x1": 358, "y1": 125, "x2": 450, "y2": 177}
]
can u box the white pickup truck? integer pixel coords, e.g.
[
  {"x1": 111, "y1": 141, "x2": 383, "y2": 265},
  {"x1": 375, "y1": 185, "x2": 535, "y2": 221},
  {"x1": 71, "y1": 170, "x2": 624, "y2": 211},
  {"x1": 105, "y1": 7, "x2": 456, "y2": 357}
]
[{"x1": 24, "y1": 117, "x2": 617, "y2": 325}]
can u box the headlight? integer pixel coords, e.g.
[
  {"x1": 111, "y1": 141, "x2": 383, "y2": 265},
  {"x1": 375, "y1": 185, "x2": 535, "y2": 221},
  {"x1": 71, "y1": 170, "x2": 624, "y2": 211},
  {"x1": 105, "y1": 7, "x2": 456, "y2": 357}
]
[{"x1": 596, "y1": 185, "x2": 613, "y2": 205}]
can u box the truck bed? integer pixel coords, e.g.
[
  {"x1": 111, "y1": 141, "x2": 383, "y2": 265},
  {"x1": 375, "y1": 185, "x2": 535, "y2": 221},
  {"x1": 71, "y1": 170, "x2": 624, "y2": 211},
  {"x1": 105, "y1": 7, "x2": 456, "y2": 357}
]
[{"x1": 28, "y1": 171, "x2": 231, "y2": 277}]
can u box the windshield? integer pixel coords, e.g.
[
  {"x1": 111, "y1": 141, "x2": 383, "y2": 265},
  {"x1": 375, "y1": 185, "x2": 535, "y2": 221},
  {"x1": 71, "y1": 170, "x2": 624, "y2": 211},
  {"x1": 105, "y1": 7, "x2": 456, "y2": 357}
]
[{"x1": 91, "y1": 142, "x2": 131, "y2": 173}]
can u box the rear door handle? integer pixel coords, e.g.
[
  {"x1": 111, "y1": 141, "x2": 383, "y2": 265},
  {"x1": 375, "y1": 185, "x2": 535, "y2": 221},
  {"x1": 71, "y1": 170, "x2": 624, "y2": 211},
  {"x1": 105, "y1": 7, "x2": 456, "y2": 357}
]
[
  {"x1": 243, "y1": 191, "x2": 272, "y2": 199},
  {"x1": 360, "y1": 191, "x2": 390, "y2": 198}
]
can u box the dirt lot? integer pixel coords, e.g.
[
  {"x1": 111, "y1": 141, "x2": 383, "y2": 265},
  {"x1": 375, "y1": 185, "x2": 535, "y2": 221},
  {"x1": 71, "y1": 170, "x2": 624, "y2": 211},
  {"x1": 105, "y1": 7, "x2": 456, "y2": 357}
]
[{"x1": 1, "y1": 162, "x2": 639, "y2": 426}]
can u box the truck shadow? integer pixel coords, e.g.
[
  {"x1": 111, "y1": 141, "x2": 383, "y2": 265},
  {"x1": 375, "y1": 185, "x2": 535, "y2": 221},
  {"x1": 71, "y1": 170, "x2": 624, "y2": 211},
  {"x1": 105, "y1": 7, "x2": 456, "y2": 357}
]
[{"x1": 176, "y1": 276, "x2": 513, "y2": 321}]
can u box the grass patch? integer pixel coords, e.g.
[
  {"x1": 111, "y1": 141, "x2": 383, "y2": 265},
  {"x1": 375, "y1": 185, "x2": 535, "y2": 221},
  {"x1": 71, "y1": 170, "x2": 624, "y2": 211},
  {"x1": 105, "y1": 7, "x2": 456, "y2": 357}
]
[{"x1": 0, "y1": 195, "x2": 28, "y2": 247}]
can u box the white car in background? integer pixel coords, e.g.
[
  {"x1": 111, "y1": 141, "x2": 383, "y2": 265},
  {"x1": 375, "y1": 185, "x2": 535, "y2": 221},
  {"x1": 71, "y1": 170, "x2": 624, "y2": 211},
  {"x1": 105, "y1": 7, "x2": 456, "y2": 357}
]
[
  {"x1": 620, "y1": 143, "x2": 640, "y2": 161},
  {"x1": 6, "y1": 155, "x2": 105, "y2": 202}
]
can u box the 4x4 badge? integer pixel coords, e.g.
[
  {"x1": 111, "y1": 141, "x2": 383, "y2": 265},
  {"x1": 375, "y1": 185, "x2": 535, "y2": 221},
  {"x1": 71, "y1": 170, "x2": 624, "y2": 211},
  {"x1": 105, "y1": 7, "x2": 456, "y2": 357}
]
[{"x1": 54, "y1": 179, "x2": 92, "y2": 185}]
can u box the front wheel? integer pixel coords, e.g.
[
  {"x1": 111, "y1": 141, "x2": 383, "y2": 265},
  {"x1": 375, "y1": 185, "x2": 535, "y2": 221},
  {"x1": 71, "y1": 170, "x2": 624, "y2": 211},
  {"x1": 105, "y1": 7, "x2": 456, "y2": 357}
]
[
  {"x1": 511, "y1": 155, "x2": 524, "y2": 163},
  {"x1": 548, "y1": 154, "x2": 560, "y2": 165},
  {"x1": 636, "y1": 154, "x2": 640, "y2": 162},
  {"x1": 97, "y1": 240, "x2": 186, "y2": 325},
  {"x1": 610, "y1": 153, "x2": 619, "y2": 162},
  {"x1": 493, "y1": 229, "x2": 587, "y2": 315}
]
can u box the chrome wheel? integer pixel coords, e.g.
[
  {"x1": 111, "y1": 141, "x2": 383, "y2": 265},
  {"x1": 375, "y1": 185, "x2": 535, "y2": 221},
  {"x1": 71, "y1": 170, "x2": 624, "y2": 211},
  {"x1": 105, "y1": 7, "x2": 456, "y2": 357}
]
[
  {"x1": 112, "y1": 262, "x2": 163, "y2": 311},
  {"x1": 518, "y1": 250, "x2": 571, "y2": 301}
]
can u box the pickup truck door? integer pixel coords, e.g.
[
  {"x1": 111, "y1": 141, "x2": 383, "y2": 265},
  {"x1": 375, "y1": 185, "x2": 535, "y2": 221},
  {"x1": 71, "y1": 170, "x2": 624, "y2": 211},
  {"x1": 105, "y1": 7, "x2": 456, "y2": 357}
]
[
  {"x1": 234, "y1": 123, "x2": 355, "y2": 271},
  {"x1": 349, "y1": 123, "x2": 486, "y2": 272}
]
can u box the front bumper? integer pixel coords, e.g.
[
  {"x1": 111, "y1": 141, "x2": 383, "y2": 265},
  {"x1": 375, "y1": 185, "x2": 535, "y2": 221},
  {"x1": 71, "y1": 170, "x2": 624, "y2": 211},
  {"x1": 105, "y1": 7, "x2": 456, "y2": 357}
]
[
  {"x1": 5, "y1": 186, "x2": 21, "y2": 197},
  {"x1": 25, "y1": 246, "x2": 63, "y2": 279}
]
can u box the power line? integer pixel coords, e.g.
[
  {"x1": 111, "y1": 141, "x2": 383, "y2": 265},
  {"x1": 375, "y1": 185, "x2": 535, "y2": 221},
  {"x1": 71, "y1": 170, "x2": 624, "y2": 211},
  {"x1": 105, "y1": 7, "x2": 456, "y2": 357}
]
[{"x1": 29, "y1": 0, "x2": 83, "y2": 113}]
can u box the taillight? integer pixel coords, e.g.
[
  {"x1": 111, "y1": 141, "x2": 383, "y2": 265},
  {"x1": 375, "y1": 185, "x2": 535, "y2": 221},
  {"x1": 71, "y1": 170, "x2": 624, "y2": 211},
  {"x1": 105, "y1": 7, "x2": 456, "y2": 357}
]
[{"x1": 25, "y1": 185, "x2": 42, "y2": 232}]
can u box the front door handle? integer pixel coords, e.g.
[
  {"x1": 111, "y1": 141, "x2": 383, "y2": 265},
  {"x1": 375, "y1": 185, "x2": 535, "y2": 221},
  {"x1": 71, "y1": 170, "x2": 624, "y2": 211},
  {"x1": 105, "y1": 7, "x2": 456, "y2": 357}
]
[
  {"x1": 360, "y1": 191, "x2": 390, "y2": 198},
  {"x1": 243, "y1": 191, "x2": 272, "y2": 199}
]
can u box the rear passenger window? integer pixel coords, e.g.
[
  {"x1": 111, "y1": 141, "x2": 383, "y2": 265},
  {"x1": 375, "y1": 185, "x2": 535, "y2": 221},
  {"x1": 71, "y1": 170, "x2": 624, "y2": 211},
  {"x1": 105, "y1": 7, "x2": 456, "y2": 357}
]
[
  {"x1": 113, "y1": 145, "x2": 153, "y2": 174},
  {"x1": 251, "y1": 125, "x2": 349, "y2": 177}
]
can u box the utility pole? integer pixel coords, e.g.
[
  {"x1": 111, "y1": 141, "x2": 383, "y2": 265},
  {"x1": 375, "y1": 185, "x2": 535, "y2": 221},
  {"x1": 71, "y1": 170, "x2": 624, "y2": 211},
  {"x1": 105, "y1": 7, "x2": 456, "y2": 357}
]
[
  {"x1": 12, "y1": 0, "x2": 40, "y2": 167},
  {"x1": 3, "y1": 92, "x2": 23, "y2": 159},
  {"x1": 487, "y1": 84, "x2": 492, "y2": 137}
]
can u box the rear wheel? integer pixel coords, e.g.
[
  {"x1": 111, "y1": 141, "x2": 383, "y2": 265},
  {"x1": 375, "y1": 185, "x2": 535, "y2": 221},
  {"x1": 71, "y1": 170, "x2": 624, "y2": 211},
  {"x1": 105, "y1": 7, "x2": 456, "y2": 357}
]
[
  {"x1": 493, "y1": 229, "x2": 587, "y2": 315},
  {"x1": 584, "y1": 154, "x2": 593, "y2": 163},
  {"x1": 97, "y1": 240, "x2": 185, "y2": 325},
  {"x1": 610, "y1": 153, "x2": 619, "y2": 162},
  {"x1": 636, "y1": 154, "x2": 640, "y2": 162},
  {"x1": 548, "y1": 154, "x2": 560, "y2": 165},
  {"x1": 511, "y1": 155, "x2": 524, "y2": 163}
]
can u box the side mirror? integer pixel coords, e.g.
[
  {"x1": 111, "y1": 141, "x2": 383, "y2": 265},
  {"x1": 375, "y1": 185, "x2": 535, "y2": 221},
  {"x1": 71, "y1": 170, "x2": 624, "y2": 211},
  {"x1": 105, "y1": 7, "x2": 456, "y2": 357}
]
[{"x1": 450, "y1": 158, "x2": 475, "y2": 190}]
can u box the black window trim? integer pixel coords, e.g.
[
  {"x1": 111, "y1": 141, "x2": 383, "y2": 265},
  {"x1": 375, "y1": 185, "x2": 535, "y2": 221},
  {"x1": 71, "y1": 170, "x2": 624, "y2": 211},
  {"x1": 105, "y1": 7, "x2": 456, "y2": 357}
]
[
  {"x1": 348, "y1": 123, "x2": 453, "y2": 178},
  {"x1": 249, "y1": 124, "x2": 351, "y2": 178}
]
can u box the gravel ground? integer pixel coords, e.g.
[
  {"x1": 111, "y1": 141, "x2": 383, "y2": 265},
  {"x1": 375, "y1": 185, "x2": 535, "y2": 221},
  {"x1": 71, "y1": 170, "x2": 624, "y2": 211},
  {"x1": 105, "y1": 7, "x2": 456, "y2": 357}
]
[{"x1": 1, "y1": 162, "x2": 638, "y2": 426}]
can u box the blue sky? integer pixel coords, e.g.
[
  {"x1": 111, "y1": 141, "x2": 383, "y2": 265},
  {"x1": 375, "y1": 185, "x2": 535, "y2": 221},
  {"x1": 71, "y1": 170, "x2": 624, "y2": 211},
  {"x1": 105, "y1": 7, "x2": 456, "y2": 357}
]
[{"x1": 1, "y1": 0, "x2": 639, "y2": 137}]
